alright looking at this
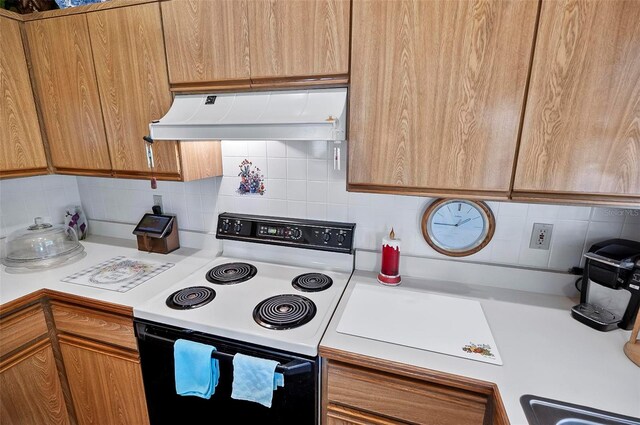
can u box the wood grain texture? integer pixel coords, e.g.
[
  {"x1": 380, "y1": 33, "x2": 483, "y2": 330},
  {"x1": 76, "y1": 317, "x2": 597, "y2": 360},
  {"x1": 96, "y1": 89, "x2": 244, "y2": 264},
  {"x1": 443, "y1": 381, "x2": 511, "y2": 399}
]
[
  {"x1": 60, "y1": 339, "x2": 149, "y2": 425},
  {"x1": 179, "y1": 141, "x2": 222, "y2": 181},
  {"x1": 0, "y1": 8, "x2": 24, "y2": 21},
  {"x1": 0, "y1": 16, "x2": 47, "y2": 175},
  {"x1": 0, "y1": 341, "x2": 71, "y2": 425},
  {"x1": 51, "y1": 302, "x2": 137, "y2": 351},
  {"x1": 25, "y1": 14, "x2": 111, "y2": 171},
  {"x1": 0, "y1": 303, "x2": 48, "y2": 358},
  {"x1": 161, "y1": 0, "x2": 251, "y2": 85},
  {"x1": 22, "y1": 0, "x2": 158, "y2": 21},
  {"x1": 348, "y1": 0, "x2": 538, "y2": 192},
  {"x1": 327, "y1": 404, "x2": 405, "y2": 425},
  {"x1": 247, "y1": 0, "x2": 350, "y2": 79},
  {"x1": 88, "y1": 2, "x2": 180, "y2": 176},
  {"x1": 326, "y1": 360, "x2": 487, "y2": 425},
  {"x1": 514, "y1": 0, "x2": 640, "y2": 198}
]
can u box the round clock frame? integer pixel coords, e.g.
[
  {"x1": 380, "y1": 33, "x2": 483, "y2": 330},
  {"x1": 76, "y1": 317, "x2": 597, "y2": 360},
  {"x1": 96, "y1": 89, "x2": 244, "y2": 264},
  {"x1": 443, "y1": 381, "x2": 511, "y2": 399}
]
[{"x1": 421, "y1": 198, "x2": 496, "y2": 257}]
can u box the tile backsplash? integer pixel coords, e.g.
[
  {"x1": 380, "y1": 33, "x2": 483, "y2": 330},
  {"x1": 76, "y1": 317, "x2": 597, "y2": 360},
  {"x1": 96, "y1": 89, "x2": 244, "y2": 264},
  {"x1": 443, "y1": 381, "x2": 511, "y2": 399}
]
[
  {"x1": 0, "y1": 175, "x2": 82, "y2": 238},
  {"x1": 2, "y1": 140, "x2": 638, "y2": 272}
]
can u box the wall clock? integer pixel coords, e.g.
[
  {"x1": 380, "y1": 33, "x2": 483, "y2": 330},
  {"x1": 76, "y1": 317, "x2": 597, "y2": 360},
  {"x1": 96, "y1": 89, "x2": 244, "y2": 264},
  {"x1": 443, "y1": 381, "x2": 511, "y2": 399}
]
[{"x1": 421, "y1": 199, "x2": 495, "y2": 257}]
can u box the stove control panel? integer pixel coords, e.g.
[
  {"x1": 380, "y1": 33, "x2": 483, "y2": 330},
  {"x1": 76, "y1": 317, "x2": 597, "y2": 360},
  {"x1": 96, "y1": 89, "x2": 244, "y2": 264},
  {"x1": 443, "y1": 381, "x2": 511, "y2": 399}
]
[{"x1": 216, "y1": 213, "x2": 355, "y2": 253}]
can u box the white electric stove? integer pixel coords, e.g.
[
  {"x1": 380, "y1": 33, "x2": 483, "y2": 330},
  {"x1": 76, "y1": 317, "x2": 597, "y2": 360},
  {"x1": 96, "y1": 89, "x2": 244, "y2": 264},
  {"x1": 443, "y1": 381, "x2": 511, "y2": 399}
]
[{"x1": 133, "y1": 213, "x2": 356, "y2": 357}]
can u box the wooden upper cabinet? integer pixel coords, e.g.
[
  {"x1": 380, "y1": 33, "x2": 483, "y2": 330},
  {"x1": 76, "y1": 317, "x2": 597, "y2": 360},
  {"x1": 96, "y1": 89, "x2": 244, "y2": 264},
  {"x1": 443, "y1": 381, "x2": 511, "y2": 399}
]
[
  {"x1": 247, "y1": 0, "x2": 350, "y2": 82},
  {"x1": 87, "y1": 2, "x2": 180, "y2": 177},
  {"x1": 161, "y1": 0, "x2": 251, "y2": 89},
  {"x1": 348, "y1": 0, "x2": 538, "y2": 197},
  {"x1": 26, "y1": 14, "x2": 111, "y2": 174},
  {"x1": 0, "y1": 16, "x2": 47, "y2": 178},
  {"x1": 514, "y1": 0, "x2": 640, "y2": 201}
]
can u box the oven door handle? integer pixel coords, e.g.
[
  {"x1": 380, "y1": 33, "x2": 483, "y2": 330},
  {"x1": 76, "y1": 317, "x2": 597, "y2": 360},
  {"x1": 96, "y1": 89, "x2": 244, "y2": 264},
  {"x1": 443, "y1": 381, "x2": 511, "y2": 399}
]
[{"x1": 137, "y1": 328, "x2": 312, "y2": 376}]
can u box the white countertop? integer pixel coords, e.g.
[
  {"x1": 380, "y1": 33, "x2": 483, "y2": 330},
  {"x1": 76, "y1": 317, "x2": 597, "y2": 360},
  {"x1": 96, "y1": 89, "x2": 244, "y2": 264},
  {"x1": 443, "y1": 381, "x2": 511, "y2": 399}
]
[
  {"x1": 320, "y1": 271, "x2": 640, "y2": 425},
  {"x1": 0, "y1": 236, "x2": 219, "y2": 308}
]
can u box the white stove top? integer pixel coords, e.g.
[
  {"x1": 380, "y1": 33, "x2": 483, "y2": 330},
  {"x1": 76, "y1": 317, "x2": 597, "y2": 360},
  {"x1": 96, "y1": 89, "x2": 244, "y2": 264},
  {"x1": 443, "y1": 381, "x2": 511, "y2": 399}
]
[{"x1": 133, "y1": 255, "x2": 352, "y2": 356}]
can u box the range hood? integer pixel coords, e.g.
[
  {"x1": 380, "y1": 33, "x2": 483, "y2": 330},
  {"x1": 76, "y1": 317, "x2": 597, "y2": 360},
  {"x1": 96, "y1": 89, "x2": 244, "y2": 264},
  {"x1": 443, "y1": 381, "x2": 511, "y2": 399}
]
[{"x1": 149, "y1": 88, "x2": 347, "y2": 141}]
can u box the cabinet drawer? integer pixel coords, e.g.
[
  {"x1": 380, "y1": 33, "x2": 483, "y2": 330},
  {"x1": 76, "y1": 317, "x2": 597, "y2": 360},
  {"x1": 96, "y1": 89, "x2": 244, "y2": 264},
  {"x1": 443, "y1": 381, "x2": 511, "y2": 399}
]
[
  {"x1": 0, "y1": 304, "x2": 48, "y2": 357},
  {"x1": 326, "y1": 361, "x2": 487, "y2": 425},
  {"x1": 51, "y1": 302, "x2": 137, "y2": 351}
]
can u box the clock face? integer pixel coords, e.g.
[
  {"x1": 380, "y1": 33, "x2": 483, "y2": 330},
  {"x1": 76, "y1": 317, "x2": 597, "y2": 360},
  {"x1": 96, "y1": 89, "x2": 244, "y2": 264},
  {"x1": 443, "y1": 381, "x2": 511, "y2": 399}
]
[{"x1": 422, "y1": 199, "x2": 494, "y2": 256}]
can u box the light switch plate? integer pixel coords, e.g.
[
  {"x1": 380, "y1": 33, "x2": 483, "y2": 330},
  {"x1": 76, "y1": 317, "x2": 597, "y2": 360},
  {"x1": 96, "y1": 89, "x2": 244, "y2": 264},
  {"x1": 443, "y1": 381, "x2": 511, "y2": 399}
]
[
  {"x1": 153, "y1": 195, "x2": 163, "y2": 211},
  {"x1": 530, "y1": 223, "x2": 553, "y2": 250}
]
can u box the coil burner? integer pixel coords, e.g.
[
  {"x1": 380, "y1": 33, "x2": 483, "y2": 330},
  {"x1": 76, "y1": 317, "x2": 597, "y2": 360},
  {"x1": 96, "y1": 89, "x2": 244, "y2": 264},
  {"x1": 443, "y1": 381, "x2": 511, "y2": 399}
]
[
  {"x1": 166, "y1": 286, "x2": 216, "y2": 310},
  {"x1": 253, "y1": 295, "x2": 317, "y2": 330},
  {"x1": 206, "y1": 262, "x2": 257, "y2": 285},
  {"x1": 292, "y1": 273, "x2": 333, "y2": 292}
]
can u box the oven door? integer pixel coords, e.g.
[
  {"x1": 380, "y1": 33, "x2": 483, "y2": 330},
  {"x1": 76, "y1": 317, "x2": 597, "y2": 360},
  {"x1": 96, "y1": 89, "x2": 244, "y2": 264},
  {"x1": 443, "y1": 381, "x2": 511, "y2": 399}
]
[{"x1": 134, "y1": 319, "x2": 319, "y2": 425}]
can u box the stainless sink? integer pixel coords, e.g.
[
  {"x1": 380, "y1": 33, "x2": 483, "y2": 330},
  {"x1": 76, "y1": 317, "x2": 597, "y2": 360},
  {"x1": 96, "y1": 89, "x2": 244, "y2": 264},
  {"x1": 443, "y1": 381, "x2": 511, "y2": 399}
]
[{"x1": 520, "y1": 395, "x2": 640, "y2": 425}]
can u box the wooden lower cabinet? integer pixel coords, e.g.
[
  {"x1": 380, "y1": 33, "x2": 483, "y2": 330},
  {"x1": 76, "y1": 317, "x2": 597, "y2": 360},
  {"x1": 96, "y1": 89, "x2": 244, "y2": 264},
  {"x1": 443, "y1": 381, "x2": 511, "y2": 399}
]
[
  {"x1": 0, "y1": 292, "x2": 149, "y2": 425},
  {"x1": 321, "y1": 352, "x2": 508, "y2": 425},
  {"x1": 59, "y1": 336, "x2": 149, "y2": 425}
]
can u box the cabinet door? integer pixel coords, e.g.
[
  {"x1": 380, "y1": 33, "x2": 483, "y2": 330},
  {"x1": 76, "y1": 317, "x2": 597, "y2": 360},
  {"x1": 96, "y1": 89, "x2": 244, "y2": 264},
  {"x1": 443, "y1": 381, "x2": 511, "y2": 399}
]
[
  {"x1": 161, "y1": 0, "x2": 251, "y2": 89},
  {"x1": 348, "y1": 0, "x2": 538, "y2": 196},
  {"x1": 0, "y1": 16, "x2": 47, "y2": 178},
  {"x1": 248, "y1": 0, "x2": 350, "y2": 82},
  {"x1": 0, "y1": 342, "x2": 71, "y2": 425},
  {"x1": 514, "y1": 0, "x2": 640, "y2": 200},
  {"x1": 88, "y1": 3, "x2": 180, "y2": 177},
  {"x1": 26, "y1": 15, "x2": 111, "y2": 174},
  {"x1": 60, "y1": 338, "x2": 149, "y2": 425}
]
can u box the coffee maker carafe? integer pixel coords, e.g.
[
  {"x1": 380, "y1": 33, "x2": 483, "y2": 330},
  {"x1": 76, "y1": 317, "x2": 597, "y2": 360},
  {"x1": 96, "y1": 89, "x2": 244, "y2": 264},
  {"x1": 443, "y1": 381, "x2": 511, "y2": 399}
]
[{"x1": 571, "y1": 239, "x2": 640, "y2": 331}]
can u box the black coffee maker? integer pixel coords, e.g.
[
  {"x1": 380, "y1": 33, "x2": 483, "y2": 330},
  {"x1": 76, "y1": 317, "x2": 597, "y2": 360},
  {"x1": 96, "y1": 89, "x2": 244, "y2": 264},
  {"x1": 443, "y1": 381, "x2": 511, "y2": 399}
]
[{"x1": 571, "y1": 239, "x2": 640, "y2": 331}]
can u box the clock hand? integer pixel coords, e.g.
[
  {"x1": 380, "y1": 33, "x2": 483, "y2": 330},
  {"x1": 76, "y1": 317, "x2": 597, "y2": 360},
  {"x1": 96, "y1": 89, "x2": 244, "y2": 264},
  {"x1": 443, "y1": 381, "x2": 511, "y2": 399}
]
[
  {"x1": 433, "y1": 222, "x2": 457, "y2": 226},
  {"x1": 458, "y1": 218, "x2": 472, "y2": 226}
]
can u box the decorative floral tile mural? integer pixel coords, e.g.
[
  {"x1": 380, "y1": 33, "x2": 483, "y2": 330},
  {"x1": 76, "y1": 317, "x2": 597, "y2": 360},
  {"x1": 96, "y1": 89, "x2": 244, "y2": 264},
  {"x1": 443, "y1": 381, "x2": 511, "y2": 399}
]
[{"x1": 237, "y1": 159, "x2": 265, "y2": 196}]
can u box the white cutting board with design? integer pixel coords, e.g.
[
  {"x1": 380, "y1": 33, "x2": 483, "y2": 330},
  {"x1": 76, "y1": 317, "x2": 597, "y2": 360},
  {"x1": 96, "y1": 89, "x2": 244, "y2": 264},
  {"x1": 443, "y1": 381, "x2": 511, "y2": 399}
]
[{"x1": 336, "y1": 284, "x2": 502, "y2": 365}]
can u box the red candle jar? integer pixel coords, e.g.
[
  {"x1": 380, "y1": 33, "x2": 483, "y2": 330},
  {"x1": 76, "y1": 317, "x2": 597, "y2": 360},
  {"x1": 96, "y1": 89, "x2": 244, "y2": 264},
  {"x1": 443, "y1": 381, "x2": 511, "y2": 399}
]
[{"x1": 378, "y1": 229, "x2": 401, "y2": 286}]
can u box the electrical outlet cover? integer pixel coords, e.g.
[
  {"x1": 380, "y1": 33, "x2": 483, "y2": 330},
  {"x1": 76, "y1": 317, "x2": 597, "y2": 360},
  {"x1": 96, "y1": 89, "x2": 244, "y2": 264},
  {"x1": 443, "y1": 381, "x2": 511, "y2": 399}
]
[{"x1": 529, "y1": 223, "x2": 553, "y2": 250}]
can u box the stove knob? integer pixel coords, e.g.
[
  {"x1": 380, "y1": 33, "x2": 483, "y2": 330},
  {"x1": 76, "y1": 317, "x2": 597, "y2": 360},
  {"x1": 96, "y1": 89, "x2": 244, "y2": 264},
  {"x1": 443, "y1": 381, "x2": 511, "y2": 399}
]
[
  {"x1": 337, "y1": 233, "x2": 346, "y2": 243},
  {"x1": 234, "y1": 223, "x2": 242, "y2": 233},
  {"x1": 292, "y1": 228, "x2": 302, "y2": 239},
  {"x1": 222, "y1": 221, "x2": 230, "y2": 232},
  {"x1": 323, "y1": 232, "x2": 331, "y2": 242}
]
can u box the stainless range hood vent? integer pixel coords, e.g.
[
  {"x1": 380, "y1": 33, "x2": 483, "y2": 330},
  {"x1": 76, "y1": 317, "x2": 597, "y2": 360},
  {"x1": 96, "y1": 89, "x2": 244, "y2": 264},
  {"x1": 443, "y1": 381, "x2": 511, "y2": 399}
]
[{"x1": 149, "y1": 88, "x2": 347, "y2": 141}]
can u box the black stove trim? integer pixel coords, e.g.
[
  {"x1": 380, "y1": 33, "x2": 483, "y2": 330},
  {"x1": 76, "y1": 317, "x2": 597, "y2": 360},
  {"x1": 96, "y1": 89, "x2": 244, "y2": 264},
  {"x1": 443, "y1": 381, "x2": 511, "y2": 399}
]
[{"x1": 215, "y1": 212, "x2": 356, "y2": 254}]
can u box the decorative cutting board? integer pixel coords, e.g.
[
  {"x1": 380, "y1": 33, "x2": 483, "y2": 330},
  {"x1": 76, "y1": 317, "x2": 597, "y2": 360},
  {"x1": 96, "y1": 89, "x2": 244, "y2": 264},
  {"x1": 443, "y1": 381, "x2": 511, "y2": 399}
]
[
  {"x1": 61, "y1": 256, "x2": 174, "y2": 292},
  {"x1": 336, "y1": 284, "x2": 503, "y2": 365}
]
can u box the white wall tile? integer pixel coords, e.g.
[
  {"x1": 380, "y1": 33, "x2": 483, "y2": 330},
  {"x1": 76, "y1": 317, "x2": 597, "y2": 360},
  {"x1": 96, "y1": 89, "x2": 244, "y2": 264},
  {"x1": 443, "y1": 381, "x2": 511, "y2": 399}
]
[
  {"x1": 308, "y1": 140, "x2": 328, "y2": 159},
  {"x1": 307, "y1": 202, "x2": 327, "y2": 220},
  {"x1": 308, "y1": 159, "x2": 328, "y2": 181},
  {"x1": 267, "y1": 158, "x2": 287, "y2": 179},
  {"x1": 266, "y1": 179, "x2": 287, "y2": 200},
  {"x1": 266, "y1": 141, "x2": 287, "y2": 157},
  {"x1": 0, "y1": 175, "x2": 83, "y2": 238},
  {"x1": 590, "y1": 207, "x2": 627, "y2": 223},
  {"x1": 498, "y1": 202, "x2": 529, "y2": 217},
  {"x1": 221, "y1": 140, "x2": 248, "y2": 157},
  {"x1": 620, "y1": 223, "x2": 640, "y2": 240},
  {"x1": 286, "y1": 180, "x2": 306, "y2": 201},
  {"x1": 624, "y1": 209, "x2": 640, "y2": 224},
  {"x1": 307, "y1": 181, "x2": 328, "y2": 203},
  {"x1": 267, "y1": 199, "x2": 288, "y2": 216},
  {"x1": 287, "y1": 159, "x2": 307, "y2": 180},
  {"x1": 287, "y1": 201, "x2": 306, "y2": 218},
  {"x1": 24, "y1": 140, "x2": 631, "y2": 272},
  {"x1": 247, "y1": 141, "x2": 267, "y2": 157},
  {"x1": 286, "y1": 141, "x2": 307, "y2": 158}
]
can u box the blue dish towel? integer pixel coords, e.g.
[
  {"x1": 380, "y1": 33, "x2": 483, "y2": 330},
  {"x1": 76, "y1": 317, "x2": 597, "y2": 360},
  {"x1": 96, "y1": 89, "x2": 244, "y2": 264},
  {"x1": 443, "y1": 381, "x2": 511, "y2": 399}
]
[
  {"x1": 174, "y1": 339, "x2": 219, "y2": 399},
  {"x1": 231, "y1": 353, "x2": 285, "y2": 408}
]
